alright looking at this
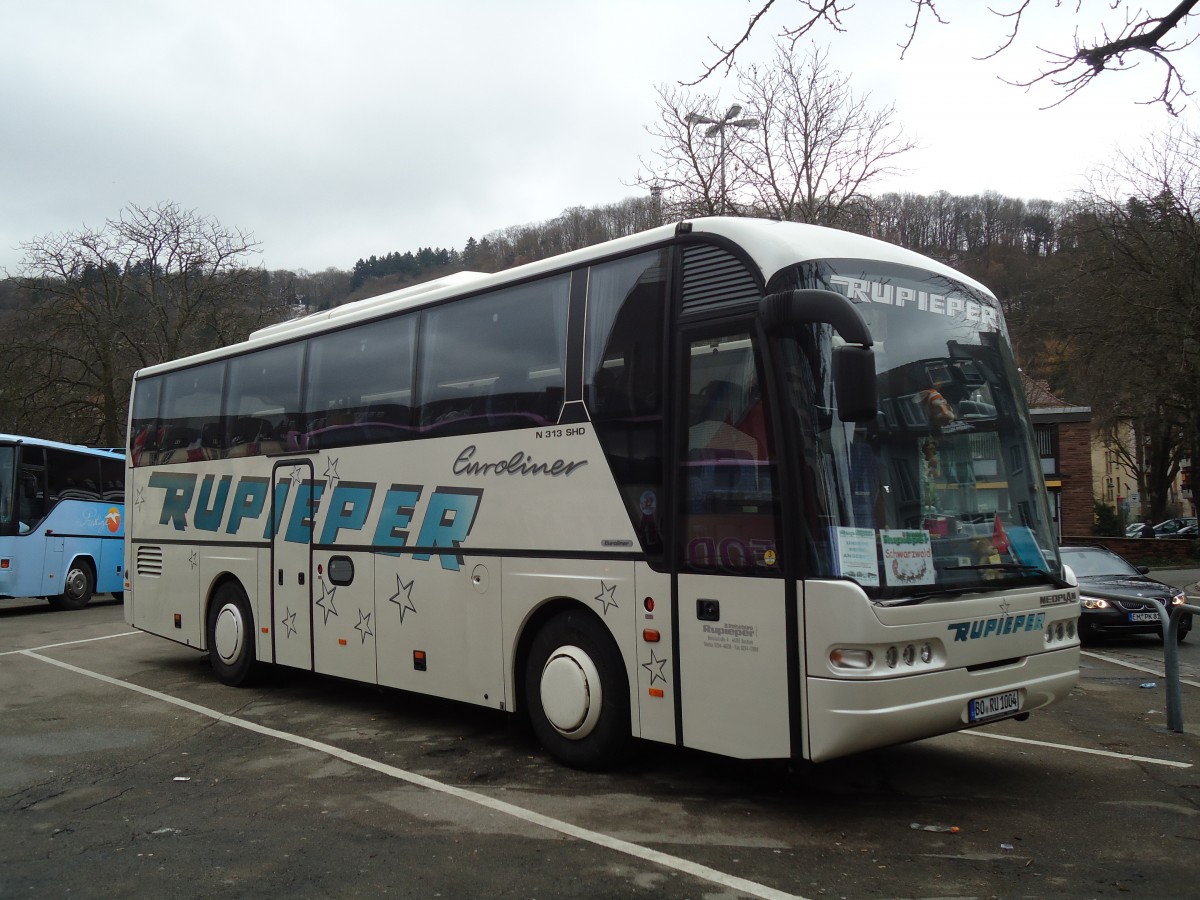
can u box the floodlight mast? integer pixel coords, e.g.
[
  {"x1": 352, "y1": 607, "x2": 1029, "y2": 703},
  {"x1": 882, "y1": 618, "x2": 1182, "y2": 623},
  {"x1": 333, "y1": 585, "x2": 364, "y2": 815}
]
[{"x1": 685, "y1": 104, "x2": 760, "y2": 214}]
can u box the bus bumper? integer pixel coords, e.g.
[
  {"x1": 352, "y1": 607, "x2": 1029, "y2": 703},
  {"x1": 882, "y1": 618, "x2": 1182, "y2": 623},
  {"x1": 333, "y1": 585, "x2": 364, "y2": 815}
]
[{"x1": 804, "y1": 647, "x2": 1080, "y2": 762}]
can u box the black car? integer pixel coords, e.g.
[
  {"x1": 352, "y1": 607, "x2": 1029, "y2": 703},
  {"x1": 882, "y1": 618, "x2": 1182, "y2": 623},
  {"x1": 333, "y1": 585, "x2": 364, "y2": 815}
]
[{"x1": 1060, "y1": 545, "x2": 1191, "y2": 643}]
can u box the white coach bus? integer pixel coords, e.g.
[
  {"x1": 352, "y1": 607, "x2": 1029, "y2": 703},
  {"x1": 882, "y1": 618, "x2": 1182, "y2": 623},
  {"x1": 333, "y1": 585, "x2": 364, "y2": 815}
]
[{"x1": 124, "y1": 217, "x2": 1080, "y2": 768}]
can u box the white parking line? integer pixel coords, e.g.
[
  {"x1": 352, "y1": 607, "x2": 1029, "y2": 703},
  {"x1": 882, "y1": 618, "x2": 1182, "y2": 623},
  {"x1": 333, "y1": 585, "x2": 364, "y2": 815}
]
[
  {"x1": 959, "y1": 730, "x2": 1192, "y2": 768},
  {"x1": 22, "y1": 648, "x2": 805, "y2": 900},
  {"x1": 0, "y1": 630, "x2": 141, "y2": 657}
]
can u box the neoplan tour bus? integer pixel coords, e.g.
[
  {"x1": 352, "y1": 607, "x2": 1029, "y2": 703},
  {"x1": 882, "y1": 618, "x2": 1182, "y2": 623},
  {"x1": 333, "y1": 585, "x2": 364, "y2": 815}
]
[
  {"x1": 124, "y1": 217, "x2": 1080, "y2": 768},
  {"x1": 0, "y1": 434, "x2": 125, "y2": 610}
]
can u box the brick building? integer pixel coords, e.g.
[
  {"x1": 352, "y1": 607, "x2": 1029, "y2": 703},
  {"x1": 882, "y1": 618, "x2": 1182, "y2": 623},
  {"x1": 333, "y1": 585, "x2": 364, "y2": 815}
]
[{"x1": 1024, "y1": 376, "x2": 1093, "y2": 540}]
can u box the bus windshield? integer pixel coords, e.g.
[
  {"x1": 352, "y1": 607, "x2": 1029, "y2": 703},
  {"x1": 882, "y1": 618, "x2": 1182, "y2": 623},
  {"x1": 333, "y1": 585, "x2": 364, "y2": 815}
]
[{"x1": 770, "y1": 259, "x2": 1063, "y2": 601}]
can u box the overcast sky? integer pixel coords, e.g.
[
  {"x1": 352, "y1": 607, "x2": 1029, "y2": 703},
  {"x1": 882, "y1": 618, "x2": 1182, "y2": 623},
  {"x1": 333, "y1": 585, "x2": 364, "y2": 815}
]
[{"x1": 2, "y1": 0, "x2": 1194, "y2": 276}]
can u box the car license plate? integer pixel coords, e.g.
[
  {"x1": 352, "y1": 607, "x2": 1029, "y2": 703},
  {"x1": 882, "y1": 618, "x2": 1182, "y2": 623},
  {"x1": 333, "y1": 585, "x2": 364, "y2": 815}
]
[
  {"x1": 968, "y1": 690, "x2": 1020, "y2": 723},
  {"x1": 1128, "y1": 612, "x2": 1160, "y2": 623}
]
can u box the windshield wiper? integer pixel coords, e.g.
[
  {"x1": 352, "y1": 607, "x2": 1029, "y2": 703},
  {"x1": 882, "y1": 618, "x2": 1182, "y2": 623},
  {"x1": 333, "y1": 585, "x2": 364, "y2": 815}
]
[
  {"x1": 878, "y1": 587, "x2": 966, "y2": 607},
  {"x1": 945, "y1": 563, "x2": 1071, "y2": 589}
]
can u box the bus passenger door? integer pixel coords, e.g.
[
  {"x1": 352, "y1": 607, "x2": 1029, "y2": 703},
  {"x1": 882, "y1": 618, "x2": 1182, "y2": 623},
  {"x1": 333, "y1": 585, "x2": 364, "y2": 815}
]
[
  {"x1": 674, "y1": 327, "x2": 794, "y2": 759},
  {"x1": 272, "y1": 461, "x2": 314, "y2": 670}
]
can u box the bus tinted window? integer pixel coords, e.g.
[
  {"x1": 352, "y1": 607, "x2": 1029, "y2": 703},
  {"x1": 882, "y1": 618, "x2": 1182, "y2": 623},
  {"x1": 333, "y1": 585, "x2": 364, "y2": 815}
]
[
  {"x1": 47, "y1": 449, "x2": 102, "y2": 501},
  {"x1": 417, "y1": 276, "x2": 569, "y2": 434},
  {"x1": 157, "y1": 363, "x2": 226, "y2": 464},
  {"x1": 303, "y1": 315, "x2": 415, "y2": 450},
  {"x1": 18, "y1": 446, "x2": 46, "y2": 531},
  {"x1": 226, "y1": 342, "x2": 303, "y2": 456},
  {"x1": 585, "y1": 251, "x2": 668, "y2": 555},
  {"x1": 680, "y1": 332, "x2": 780, "y2": 575},
  {"x1": 101, "y1": 457, "x2": 124, "y2": 502},
  {"x1": 130, "y1": 375, "x2": 162, "y2": 466}
]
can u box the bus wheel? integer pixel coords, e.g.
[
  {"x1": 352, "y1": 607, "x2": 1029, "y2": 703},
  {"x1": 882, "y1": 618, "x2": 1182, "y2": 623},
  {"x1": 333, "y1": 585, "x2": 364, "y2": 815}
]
[
  {"x1": 524, "y1": 610, "x2": 631, "y2": 770},
  {"x1": 207, "y1": 582, "x2": 256, "y2": 686},
  {"x1": 49, "y1": 560, "x2": 95, "y2": 611}
]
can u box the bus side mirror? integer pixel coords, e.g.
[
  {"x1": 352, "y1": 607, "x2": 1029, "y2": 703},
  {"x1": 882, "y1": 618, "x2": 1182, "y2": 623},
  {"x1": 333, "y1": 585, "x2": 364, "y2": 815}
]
[
  {"x1": 833, "y1": 345, "x2": 878, "y2": 422},
  {"x1": 760, "y1": 289, "x2": 878, "y2": 422}
]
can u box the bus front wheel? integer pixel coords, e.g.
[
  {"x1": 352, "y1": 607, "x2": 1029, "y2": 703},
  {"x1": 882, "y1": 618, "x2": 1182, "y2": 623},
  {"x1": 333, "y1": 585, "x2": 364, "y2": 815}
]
[
  {"x1": 524, "y1": 610, "x2": 632, "y2": 770},
  {"x1": 49, "y1": 560, "x2": 94, "y2": 611},
  {"x1": 207, "y1": 582, "x2": 257, "y2": 686}
]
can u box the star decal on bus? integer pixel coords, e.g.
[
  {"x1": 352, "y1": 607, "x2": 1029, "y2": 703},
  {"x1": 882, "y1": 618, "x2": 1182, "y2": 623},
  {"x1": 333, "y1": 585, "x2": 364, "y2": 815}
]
[
  {"x1": 134, "y1": 486, "x2": 145, "y2": 507},
  {"x1": 188, "y1": 550, "x2": 198, "y2": 569},
  {"x1": 290, "y1": 465, "x2": 306, "y2": 487},
  {"x1": 388, "y1": 575, "x2": 417, "y2": 623},
  {"x1": 595, "y1": 580, "x2": 618, "y2": 615},
  {"x1": 354, "y1": 609, "x2": 374, "y2": 643},
  {"x1": 324, "y1": 457, "x2": 340, "y2": 488},
  {"x1": 315, "y1": 577, "x2": 338, "y2": 624},
  {"x1": 641, "y1": 649, "x2": 668, "y2": 685},
  {"x1": 281, "y1": 608, "x2": 298, "y2": 638}
]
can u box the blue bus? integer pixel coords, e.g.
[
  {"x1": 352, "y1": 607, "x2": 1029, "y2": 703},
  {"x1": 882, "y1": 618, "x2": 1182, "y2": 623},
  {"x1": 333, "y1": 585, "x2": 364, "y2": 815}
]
[{"x1": 0, "y1": 434, "x2": 125, "y2": 609}]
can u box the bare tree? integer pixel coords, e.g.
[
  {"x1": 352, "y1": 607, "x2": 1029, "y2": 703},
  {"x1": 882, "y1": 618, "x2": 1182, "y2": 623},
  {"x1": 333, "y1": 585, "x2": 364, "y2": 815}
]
[
  {"x1": 636, "y1": 44, "x2": 913, "y2": 227},
  {"x1": 737, "y1": 44, "x2": 915, "y2": 224},
  {"x1": 1038, "y1": 125, "x2": 1200, "y2": 519},
  {"x1": 634, "y1": 83, "x2": 752, "y2": 219},
  {"x1": 5, "y1": 202, "x2": 280, "y2": 445},
  {"x1": 691, "y1": 0, "x2": 1199, "y2": 113}
]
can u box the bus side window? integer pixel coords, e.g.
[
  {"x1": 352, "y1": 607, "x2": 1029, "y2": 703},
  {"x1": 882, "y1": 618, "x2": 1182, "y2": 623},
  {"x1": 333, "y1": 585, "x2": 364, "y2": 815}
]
[
  {"x1": 157, "y1": 362, "x2": 226, "y2": 464},
  {"x1": 417, "y1": 276, "x2": 569, "y2": 436},
  {"x1": 303, "y1": 315, "x2": 414, "y2": 449},
  {"x1": 19, "y1": 447, "x2": 47, "y2": 531},
  {"x1": 226, "y1": 341, "x2": 304, "y2": 456},
  {"x1": 585, "y1": 251, "x2": 668, "y2": 556}
]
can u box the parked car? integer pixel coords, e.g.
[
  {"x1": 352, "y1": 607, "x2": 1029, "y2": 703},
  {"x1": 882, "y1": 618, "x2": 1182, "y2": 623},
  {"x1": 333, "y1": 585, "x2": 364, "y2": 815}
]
[
  {"x1": 1155, "y1": 517, "x2": 1198, "y2": 538},
  {"x1": 1060, "y1": 545, "x2": 1191, "y2": 643}
]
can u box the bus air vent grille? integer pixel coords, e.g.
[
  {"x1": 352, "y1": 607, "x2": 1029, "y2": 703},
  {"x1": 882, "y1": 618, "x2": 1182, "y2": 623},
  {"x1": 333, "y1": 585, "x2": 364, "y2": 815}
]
[
  {"x1": 681, "y1": 245, "x2": 761, "y2": 316},
  {"x1": 136, "y1": 545, "x2": 164, "y2": 577}
]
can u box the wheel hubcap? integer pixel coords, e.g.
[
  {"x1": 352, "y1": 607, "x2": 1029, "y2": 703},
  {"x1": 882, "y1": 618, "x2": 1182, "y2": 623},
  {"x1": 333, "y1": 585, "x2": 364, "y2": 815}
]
[
  {"x1": 213, "y1": 603, "x2": 245, "y2": 665},
  {"x1": 540, "y1": 645, "x2": 602, "y2": 740},
  {"x1": 65, "y1": 568, "x2": 87, "y2": 600}
]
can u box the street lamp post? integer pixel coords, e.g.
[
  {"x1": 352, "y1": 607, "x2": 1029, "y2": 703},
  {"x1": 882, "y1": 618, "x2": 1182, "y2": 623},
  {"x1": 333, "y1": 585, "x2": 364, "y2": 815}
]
[{"x1": 685, "y1": 104, "x2": 760, "y2": 215}]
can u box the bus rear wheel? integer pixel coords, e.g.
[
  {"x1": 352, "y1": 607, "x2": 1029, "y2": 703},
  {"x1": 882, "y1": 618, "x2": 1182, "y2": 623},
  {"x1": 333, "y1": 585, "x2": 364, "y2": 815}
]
[
  {"x1": 524, "y1": 610, "x2": 632, "y2": 770},
  {"x1": 207, "y1": 582, "x2": 257, "y2": 686},
  {"x1": 49, "y1": 560, "x2": 94, "y2": 611}
]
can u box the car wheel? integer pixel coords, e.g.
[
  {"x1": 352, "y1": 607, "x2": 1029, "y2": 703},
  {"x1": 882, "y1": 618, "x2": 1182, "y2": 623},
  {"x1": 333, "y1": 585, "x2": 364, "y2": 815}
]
[
  {"x1": 524, "y1": 609, "x2": 632, "y2": 770},
  {"x1": 49, "y1": 560, "x2": 94, "y2": 611},
  {"x1": 206, "y1": 582, "x2": 257, "y2": 686}
]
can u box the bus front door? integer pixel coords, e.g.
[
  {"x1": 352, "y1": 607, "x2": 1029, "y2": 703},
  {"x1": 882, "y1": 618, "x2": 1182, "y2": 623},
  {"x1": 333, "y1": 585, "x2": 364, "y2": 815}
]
[
  {"x1": 272, "y1": 460, "x2": 314, "y2": 670},
  {"x1": 674, "y1": 327, "x2": 795, "y2": 759}
]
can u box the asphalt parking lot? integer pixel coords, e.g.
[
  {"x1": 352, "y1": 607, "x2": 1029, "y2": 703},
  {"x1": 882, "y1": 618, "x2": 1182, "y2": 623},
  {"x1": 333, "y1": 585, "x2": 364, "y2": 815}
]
[{"x1": 2, "y1": 588, "x2": 1198, "y2": 900}]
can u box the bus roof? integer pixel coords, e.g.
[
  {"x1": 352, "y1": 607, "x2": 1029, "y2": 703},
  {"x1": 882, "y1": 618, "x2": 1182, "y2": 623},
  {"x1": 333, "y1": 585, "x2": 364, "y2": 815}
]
[
  {"x1": 134, "y1": 216, "x2": 996, "y2": 379},
  {"x1": 0, "y1": 433, "x2": 126, "y2": 458}
]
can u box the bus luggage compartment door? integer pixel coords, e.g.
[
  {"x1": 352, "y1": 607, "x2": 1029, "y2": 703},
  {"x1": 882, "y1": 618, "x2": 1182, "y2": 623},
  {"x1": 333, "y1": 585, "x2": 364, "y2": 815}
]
[{"x1": 676, "y1": 574, "x2": 791, "y2": 758}]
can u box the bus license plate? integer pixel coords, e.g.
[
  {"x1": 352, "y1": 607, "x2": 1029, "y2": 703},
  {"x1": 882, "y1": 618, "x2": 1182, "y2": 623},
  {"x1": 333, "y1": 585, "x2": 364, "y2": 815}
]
[
  {"x1": 1128, "y1": 612, "x2": 1160, "y2": 623},
  {"x1": 968, "y1": 690, "x2": 1020, "y2": 723}
]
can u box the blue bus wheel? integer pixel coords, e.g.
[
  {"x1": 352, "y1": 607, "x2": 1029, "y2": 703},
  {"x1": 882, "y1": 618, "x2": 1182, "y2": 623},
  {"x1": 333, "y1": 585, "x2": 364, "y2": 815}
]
[{"x1": 49, "y1": 561, "x2": 94, "y2": 611}]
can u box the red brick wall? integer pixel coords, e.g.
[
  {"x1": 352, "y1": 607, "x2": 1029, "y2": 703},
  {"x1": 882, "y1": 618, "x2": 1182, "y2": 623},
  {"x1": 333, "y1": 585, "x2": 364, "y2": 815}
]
[
  {"x1": 1057, "y1": 421, "x2": 1094, "y2": 537},
  {"x1": 1062, "y1": 536, "x2": 1196, "y2": 564}
]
